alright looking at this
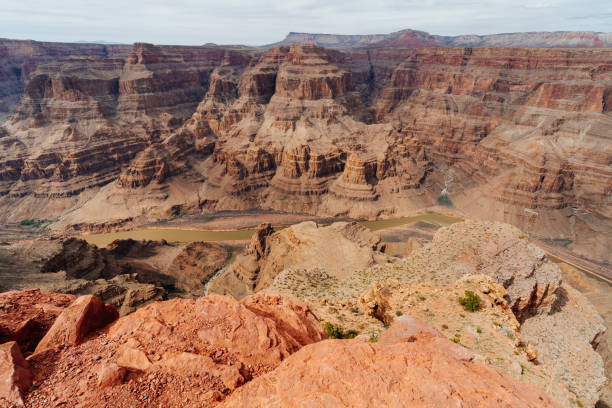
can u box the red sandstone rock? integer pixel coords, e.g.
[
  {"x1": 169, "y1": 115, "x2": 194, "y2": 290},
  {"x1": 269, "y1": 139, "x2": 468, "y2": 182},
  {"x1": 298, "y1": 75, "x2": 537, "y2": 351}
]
[
  {"x1": 0, "y1": 341, "x2": 31, "y2": 407},
  {"x1": 222, "y1": 322, "x2": 562, "y2": 408},
  {"x1": 21, "y1": 292, "x2": 324, "y2": 407},
  {"x1": 34, "y1": 295, "x2": 118, "y2": 354},
  {"x1": 96, "y1": 363, "x2": 126, "y2": 388},
  {"x1": 0, "y1": 289, "x2": 75, "y2": 355}
]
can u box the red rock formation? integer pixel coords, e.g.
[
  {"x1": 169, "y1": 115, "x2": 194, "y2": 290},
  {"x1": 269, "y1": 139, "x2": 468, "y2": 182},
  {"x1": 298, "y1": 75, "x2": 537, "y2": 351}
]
[
  {"x1": 21, "y1": 291, "x2": 325, "y2": 407},
  {"x1": 0, "y1": 289, "x2": 75, "y2": 355},
  {"x1": 222, "y1": 318, "x2": 562, "y2": 408},
  {"x1": 34, "y1": 295, "x2": 118, "y2": 354},
  {"x1": 0, "y1": 341, "x2": 31, "y2": 407},
  {"x1": 0, "y1": 39, "x2": 131, "y2": 122}
]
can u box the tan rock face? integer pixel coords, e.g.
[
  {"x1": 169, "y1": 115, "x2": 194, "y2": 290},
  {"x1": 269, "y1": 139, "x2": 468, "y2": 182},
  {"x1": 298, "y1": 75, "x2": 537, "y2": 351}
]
[
  {"x1": 222, "y1": 320, "x2": 561, "y2": 408},
  {"x1": 208, "y1": 221, "x2": 388, "y2": 299},
  {"x1": 34, "y1": 295, "x2": 118, "y2": 354},
  {"x1": 268, "y1": 220, "x2": 606, "y2": 407},
  {"x1": 0, "y1": 341, "x2": 31, "y2": 407}
]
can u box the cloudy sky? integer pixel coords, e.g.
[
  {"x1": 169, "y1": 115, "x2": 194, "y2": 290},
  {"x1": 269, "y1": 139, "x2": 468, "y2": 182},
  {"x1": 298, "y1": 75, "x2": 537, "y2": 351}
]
[{"x1": 1, "y1": 0, "x2": 610, "y2": 45}]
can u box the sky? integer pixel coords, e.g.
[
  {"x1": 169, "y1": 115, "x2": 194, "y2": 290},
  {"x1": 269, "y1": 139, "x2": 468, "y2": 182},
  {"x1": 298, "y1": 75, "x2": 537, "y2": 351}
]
[{"x1": 1, "y1": 0, "x2": 611, "y2": 45}]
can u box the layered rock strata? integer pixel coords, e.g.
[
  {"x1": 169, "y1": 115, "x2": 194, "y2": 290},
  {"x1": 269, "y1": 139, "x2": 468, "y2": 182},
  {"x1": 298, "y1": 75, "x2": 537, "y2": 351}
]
[{"x1": 0, "y1": 44, "x2": 610, "y2": 264}]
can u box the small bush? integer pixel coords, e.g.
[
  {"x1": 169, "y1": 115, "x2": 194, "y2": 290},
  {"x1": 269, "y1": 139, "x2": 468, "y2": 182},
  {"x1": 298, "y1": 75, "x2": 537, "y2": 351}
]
[
  {"x1": 324, "y1": 322, "x2": 358, "y2": 339},
  {"x1": 476, "y1": 326, "x2": 482, "y2": 334},
  {"x1": 437, "y1": 195, "x2": 453, "y2": 207},
  {"x1": 395, "y1": 310, "x2": 403, "y2": 317},
  {"x1": 458, "y1": 290, "x2": 481, "y2": 312}
]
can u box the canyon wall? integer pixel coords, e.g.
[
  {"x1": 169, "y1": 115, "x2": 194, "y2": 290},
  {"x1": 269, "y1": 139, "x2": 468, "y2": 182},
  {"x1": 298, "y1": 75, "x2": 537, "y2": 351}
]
[
  {"x1": 270, "y1": 29, "x2": 612, "y2": 49},
  {"x1": 0, "y1": 39, "x2": 131, "y2": 122},
  {"x1": 0, "y1": 43, "x2": 610, "y2": 263}
]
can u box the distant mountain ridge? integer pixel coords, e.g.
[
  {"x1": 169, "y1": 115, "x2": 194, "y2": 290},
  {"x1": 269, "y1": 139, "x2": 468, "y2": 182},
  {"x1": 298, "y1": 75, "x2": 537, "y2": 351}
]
[{"x1": 268, "y1": 29, "x2": 612, "y2": 48}]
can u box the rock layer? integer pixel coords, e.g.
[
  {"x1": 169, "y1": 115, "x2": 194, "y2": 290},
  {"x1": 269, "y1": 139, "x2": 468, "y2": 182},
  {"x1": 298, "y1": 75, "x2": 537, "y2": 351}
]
[
  {"x1": 0, "y1": 237, "x2": 228, "y2": 314},
  {"x1": 0, "y1": 44, "x2": 610, "y2": 264}
]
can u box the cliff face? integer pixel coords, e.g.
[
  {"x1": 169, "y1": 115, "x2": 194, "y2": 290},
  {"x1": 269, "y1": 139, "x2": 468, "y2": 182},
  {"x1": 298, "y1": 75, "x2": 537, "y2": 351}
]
[
  {"x1": 0, "y1": 43, "x2": 611, "y2": 263},
  {"x1": 269, "y1": 29, "x2": 612, "y2": 49},
  {"x1": 0, "y1": 39, "x2": 131, "y2": 122}
]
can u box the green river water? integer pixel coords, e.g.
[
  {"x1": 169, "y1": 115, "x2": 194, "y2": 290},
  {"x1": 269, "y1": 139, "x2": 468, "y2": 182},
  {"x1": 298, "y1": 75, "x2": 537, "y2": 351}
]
[{"x1": 80, "y1": 213, "x2": 464, "y2": 247}]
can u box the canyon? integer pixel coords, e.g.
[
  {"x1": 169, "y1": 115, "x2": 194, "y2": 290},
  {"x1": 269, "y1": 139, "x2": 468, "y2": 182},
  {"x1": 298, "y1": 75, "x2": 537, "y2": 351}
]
[
  {"x1": 0, "y1": 37, "x2": 610, "y2": 266},
  {"x1": 0, "y1": 30, "x2": 610, "y2": 407}
]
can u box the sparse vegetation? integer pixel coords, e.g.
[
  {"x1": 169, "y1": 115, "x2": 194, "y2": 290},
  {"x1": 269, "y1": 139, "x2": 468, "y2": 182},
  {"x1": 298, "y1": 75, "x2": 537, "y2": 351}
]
[
  {"x1": 18, "y1": 218, "x2": 57, "y2": 228},
  {"x1": 476, "y1": 326, "x2": 482, "y2": 334},
  {"x1": 458, "y1": 290, "x2": 481, "y2": 312},
  {"x1": 324, "y1": 322, "x2": 358, "y2": 339},
  {"x1": 395, "y1": 310, "x2": 403, "y2": 317},
  {"x1": 436, "y1": 195, "x2": 453, "y2": 207}
]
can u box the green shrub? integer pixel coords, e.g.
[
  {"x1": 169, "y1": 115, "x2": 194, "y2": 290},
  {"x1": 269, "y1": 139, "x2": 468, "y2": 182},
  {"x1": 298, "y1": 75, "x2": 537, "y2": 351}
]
[
  {"x1": 476, "y1": 326, "x2": 483, "y2": 334},
  {"x1": 458, "y1": 290, "x2": 481, "y2": 312},
  {"x1": 395, "y1": 310, "x2": 403, "y2": 317},
  {"x1": 437, "y1": 195, "x2": 453, "y2": 207},
  {"x1": 324, "y1": 322, "x2": 358, "y2": 339}
]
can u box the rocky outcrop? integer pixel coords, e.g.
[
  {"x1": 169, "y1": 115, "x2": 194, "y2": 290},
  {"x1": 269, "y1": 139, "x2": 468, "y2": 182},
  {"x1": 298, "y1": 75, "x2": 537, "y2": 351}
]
[
  {"x1": 222, "y1": 318, "x2": 561, "y2": 408},
  {"x1": 21, "y1": 292, "x2": 325, "y2": 407},
  {"x1": 0, "y1": 341, "x2": 31, "y2": 407},
  {"x1": 0, "y1": 289, "x2": 75, "y2": 355},
  {"x1": 521, "y1": 284, "x2": 607, "y2": 407},
  {"x1": 208, "y1": 221, "x2": 388, "y2": 299},
  {"x1": 268, "y1": 221, "x2": 607, "y2": 407},
  {"x1": 34, "y1": 295, "x2": 118, "y2": 354},
  {"x1": 0, "y1": 237, "x2": 229, "y2": 313}
]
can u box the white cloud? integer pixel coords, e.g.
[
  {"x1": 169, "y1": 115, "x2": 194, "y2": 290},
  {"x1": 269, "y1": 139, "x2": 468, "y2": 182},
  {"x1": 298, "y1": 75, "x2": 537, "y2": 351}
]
[{"x1": 0, "y1": 0, "x2": 610, "y2": 45}]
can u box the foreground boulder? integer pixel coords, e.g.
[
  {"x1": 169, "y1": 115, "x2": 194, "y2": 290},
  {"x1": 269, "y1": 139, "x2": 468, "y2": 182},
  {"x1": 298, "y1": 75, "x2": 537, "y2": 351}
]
[
  {"x1": 24, "y1": 292, "x2": 325, "y2": 407},
  {"x1": 222, "y1": 317, "x2": 561, "y2": 408},
  {"x1": 0, "y1": 341, "x2": 31, "y2": 407},
  {"x1": 34, "y1": 295, "x2": 118, "y2": 354},
  {"x1": 0, "y1": 289, "x2": 76, "y2": 355}
]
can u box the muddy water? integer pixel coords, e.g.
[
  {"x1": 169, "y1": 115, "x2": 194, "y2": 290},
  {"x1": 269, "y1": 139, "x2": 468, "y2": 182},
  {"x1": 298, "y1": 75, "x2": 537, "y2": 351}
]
[
  {"x1": 81, "y1": 228, "x2": 257, "y2": 247},
  {"x1": 80, "y1": 213, "x2": 464, "y2": 247}
]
